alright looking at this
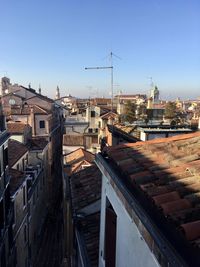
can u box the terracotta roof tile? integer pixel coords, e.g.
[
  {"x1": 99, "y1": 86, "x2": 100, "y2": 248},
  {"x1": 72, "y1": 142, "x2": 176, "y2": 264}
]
[
  {"x1": 7, "y1": 122, "x2": 31, "y2": 134},
  {"x1": 78, "y1": 212, "x2": 100, "y2": 267},
  {"x1": 28, "y1": 138, "x2": 48, "y2": 151},
  {"x1": 8, "y1": 139, "x2": 28, "y2": 167},
  {"x1": 70, "y1": 165, "x2": 101, "y2": 211},
  {"x1": 63, "y1": 134, "x2": 84, "y2": 146},
  {"x1": 65, "y1": 148, "x2": 94, "y2": 165},
  {"x1": 10, "y1": 104, "x2": 49, "y2": 115},
  {"x1": 180, "y1": 220, "x2": 200, "y2": 241},
  {"x1": 64, "y1": 148, "x2": 95, "y2": 176},
  {"x1": 105, "y1": 131, "x2": 200, "y2": 257},
  {"x1": 152, "y1": 191, "x2": 180, "y2": 206},
  {"x1": 160, "y1": 199, "x2": 192, "y2": 215}
]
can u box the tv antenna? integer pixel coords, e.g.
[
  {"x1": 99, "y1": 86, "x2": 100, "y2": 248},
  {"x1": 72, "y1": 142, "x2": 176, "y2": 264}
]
[{"x1": 85, "y1": 51, "x2": 121, "y2": 112}]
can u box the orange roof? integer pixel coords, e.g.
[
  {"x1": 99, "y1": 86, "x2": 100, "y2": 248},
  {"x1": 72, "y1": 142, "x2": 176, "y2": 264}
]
[
  {"x1": 64, "y1": 148, "x2": 95, "y2": 175},
  {"x1": 100, "y1": 111, "x2": 118, "y2": 120},
  {"x1": 8, "y1": 139, "x2": 28, "y2": 167},
  {"x1": 105, "y1": 131, "x2": 200, "y2": 256},
  {"x1": 7, "y1": 122, "x2": 31, "y2": 134}
]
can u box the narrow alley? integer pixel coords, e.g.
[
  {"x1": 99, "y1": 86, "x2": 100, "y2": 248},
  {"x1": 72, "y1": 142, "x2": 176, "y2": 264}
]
[{"x1": 33, "y1": 202, "x2": 63, "y2": 267}]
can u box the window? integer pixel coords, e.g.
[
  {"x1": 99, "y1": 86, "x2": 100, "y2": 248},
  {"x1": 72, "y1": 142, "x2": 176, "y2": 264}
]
[
  {"x1": 91, "y1": 111, "x2": 95, "y2": 117},
  {"x1": 88, "y1": 128, "x2": 93, "y2": 133},
  {"x1": 39, "y1": 120, "x2": 45, "y2": 128}
]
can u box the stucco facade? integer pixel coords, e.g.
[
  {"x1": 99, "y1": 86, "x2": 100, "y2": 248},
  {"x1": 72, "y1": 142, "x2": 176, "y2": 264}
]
[{"x1": 98, "y1": 173, "x2": 160, "y2": 267}]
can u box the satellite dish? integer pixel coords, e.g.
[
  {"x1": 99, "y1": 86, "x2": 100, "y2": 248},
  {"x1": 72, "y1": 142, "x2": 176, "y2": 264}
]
[{"x1": 9, "y1": 99, "x2": 16, "y2": 105}]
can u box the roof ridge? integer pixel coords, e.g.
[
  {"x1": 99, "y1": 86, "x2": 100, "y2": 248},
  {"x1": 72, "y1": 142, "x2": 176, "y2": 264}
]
[{"x1": 109, "y1": 131, "x2": 200, "y2": 150}]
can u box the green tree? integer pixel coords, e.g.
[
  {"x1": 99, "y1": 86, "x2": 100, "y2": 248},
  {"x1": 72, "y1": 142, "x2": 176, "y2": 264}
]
[
  {"x1": 137, "y1": 104, "x2": 147, "y2": 118},
  {"x1": 124, "y1": 101, "x2": 137, "y2": 123},
  {"x1": 165, "y1": 102, "x2": 177, "y2": 119},
  {"x1": 195, "y1": 104, "x2": 200, "y2": 117}
]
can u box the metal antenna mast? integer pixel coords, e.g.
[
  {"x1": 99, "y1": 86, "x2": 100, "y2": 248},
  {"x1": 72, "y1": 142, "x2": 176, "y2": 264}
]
[{"x1": 85, "y1": 52, "x2": 114, "y2": 111}]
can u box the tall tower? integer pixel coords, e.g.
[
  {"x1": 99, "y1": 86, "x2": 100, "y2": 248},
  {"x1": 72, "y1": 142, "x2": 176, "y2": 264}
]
[
  {"x1": 55, "y1": 86, "x2": 60, "y2": 99},
  {"x1": 150, "y1": 86, "x2": 159, "y2": 103},
  {"x1": 38, "y1": 84, "x2": 41, "y2": 95},
  {"x1": 0, "y1": 77, "x2": 10, "y2": 96}
]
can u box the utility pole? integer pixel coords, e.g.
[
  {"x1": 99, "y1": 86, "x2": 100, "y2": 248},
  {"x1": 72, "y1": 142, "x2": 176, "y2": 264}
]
[{"x1": 85, "y1": 52, "x2": 114, "y2": 112}]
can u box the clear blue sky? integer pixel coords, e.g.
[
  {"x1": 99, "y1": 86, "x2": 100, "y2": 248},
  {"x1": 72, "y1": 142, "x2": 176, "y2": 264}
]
[{"x1": 0, "y1": 0, "x2": 199, "y2": 100}]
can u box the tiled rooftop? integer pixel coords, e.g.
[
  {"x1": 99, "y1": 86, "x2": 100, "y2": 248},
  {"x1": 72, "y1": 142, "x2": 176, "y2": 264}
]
[
  {"x1": 70, "y1": 165, "x2": 102, "y2": 212},
  {"x1": 69, "y1": 162, "x2": 101, "y2": 267},
  {"x1": 114, "y1": 123, "x2": 136, "y2": 134},
  {"x1": 63, "y1": 134, "x2": 84, "y2": 146},
  {"x1": 10, "y1": 104, "x2": 49, "y2": 115},
  {"x1": 28, "y1": 138, "x2": 48, "y2": 151},
  {"x1": 7, "y1": 121, "x2": 31, "y2": 134},
  {"x1": 64, "y1": 148, "x2": 94, "y2": 174},
  {"x1": 77, "y1": 212, "x2": 100, "y2": 267},
  {"x1": 20, "y1": 85, "x2": 54, "y2": 103},
  {"x1": 104, "y1": 131, "x2": 200, "y2": 264},
  {"x1": 8, "y1": 139, "x2": 28, "y2": 167},
  {"x1": 100, "y1": 111, "x2": 118, "y2": 120},
  {"x1": 107, "y1": 124, "x2": 139, "y2": 143}
]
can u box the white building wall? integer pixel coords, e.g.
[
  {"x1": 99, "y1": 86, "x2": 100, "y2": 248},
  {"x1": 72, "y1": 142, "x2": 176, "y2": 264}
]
[
  {"x1": 99, "y1": 174, "x2": 160, "y2": 267},
  {"x1": 9, "y1": 135, "x2": 23, "y2": 143},
  {"x1": 140, "y1": 131, "x2": 147, "y2": 141},
  {"x1": 12, "y1": 152, "x2": 28, "y2": 171}
]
